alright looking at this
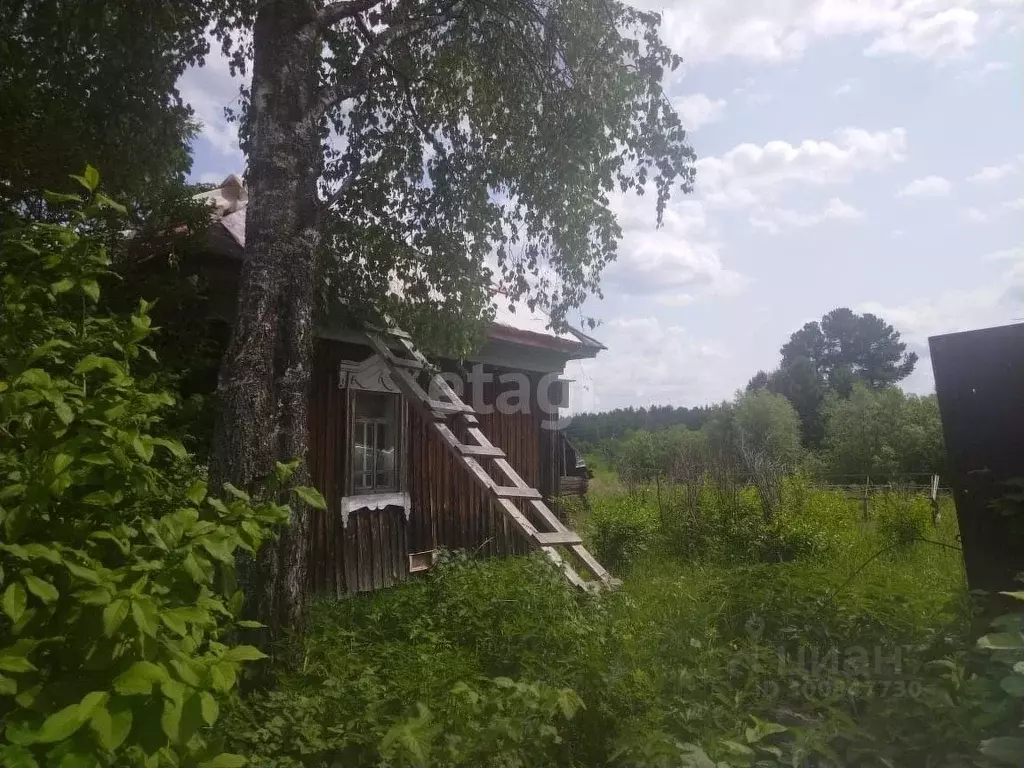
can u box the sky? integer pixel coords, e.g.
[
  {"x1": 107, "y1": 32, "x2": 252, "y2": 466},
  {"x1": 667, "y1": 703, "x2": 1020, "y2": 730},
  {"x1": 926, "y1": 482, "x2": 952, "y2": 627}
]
[{"x1": 179, "y1": 0, "x2": 1024, "y2": 414}]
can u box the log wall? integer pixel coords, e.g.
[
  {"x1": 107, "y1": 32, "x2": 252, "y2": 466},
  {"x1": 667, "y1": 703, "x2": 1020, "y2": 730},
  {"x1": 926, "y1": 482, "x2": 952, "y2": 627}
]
[{"x1": 307, "y1": 339, "x2": 563, "y2": 596}]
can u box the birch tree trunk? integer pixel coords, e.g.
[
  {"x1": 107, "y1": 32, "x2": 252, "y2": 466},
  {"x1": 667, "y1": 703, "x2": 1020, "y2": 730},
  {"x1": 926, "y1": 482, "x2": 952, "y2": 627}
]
[{"x1": 212, "y1": 0, "x2": 323, "y2": 631}]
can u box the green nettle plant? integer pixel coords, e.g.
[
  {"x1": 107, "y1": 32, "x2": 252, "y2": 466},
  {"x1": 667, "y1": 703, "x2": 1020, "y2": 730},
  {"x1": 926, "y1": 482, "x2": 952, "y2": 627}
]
[
  {"x1": 975, "y1": 581, "x2": 1024, "y2": 765},
  {"x1": 0, "y1": 169, "x2": 321, "y2": 767}
]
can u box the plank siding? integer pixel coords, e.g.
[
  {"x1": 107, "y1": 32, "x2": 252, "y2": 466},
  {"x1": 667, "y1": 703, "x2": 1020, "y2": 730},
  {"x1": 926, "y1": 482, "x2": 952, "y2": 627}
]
[{"x1": 307, "y1": 339, "x2": 550, "y2": 595}]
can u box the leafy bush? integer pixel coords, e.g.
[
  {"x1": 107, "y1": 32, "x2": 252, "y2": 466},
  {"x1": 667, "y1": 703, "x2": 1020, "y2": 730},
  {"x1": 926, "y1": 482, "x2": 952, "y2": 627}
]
[
  {"x1": 586, "y1": 495, "x2": 660, "y2": 571},
  {"x1": 874, "y1": 492, "x2": 932, "y2": 553},
  {"x1": 225, "y1": 554, "x2": 591, "y2": 767},
  {"x1": 0, "y1": 172, "x2": 297, "y2": 767}
]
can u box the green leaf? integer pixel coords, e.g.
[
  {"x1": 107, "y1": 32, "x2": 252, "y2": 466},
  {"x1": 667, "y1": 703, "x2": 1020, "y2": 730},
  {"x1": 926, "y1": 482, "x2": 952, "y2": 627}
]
[
  {"x1": 50, "y1": 278, "x2": 75, "y2": 294},
  {"x1": 73, "y1": 355, "x2": 122, "y2": 376},
  {"x1": 720, "y1": 740, "x2": 755, "y2": 757},
  {"x1": 201, "y1": 537, "x2": 235, "y2": 564},
  {"x1": 64, "y1": 561, "x2": 100, "y2": 584},
  {"x1": 222, "y1": 645, "x2": 268, "y2": 663},
  {"x1": 200, "y1": 691, "x2": 219, "y2": 726},
  {"x1": 36, "y1": 703, "x2": 84, "y2": 743},
  {"x1": 293, "y1": 485, "x2": 327, "y2": 510},
  {"x1": 186, "y1": 481, "x2": 207, "y2": 505},
  {"x1": 113, "y1": 661, "x2": 168, "y2": 696},
  {"x1": 1000, "y1": 674, "x2": 1024, "y2": 696},
  {"x1": 94, "y1": 192, "x2": 127, "y2": 215},
  {"x1": 199, "y1": 755, "x2": 247, "y2": 768},
  {"x1": 2, "y1": 583, "x2": 27, "y2": 622},
  {"x1": 23, "y1": 544, "x2": 60, "y2": 563},
  {"x1": 78, "y1": 691, "x2": 108, "y2": 720},
  {"x1": 274, "y1": 459, "x2": 299, "y2": 482},
  {"x1": 132, "y1": 437, "x2": 153, "y2": 463},
  {"x1": 83, "y1": 491, "x2": 117, "y2": 506},
  {"x1": 43, "y1": 190, "x2": 82, "y2": 205},
  {"x1": 223, "y1": 483, "x2": 250, "y2": 502},
  {"x1": 78, "y1": 587, "x2": 111, "y2": 606},
  {"x1": 24, "y1": 574, "x2": 58, "y2": 604},
  {"x1": 53, "y1": 453, "x2": 74, "y2": 474},
  {"x1": 90, "y1": 701, "x2": 132, "y2": 751},
  {"x1": 84, "y1": 165, "x2": 100, "y2": 189},
  {"x1": 999, "y1": 590, "x2": 1024, "y2": 602},
  {"x1": 183, "y1": 553, "x2": 212, "y2": 584},
  {"x1": 0, "y1": 674, "x2": 16, "y2": 695},
  {"x1": 170, "y1": 660, "x2": 201, "y2": 687},
  {"x1": 131, "y1": 599, "x2": 159, "y2": 637},
  {"x1": 981, "y1": 737, "x2": 1024, "y2": 765},
  {"x1": 54, "y1": 401, "x2": 74, "y2": 425},
  {"x1": 978, "y1": 632, "x2": 1024, "y2": 651},
  {"x1": 102, "y1": 599, "x2": 130, "y2": 637},
  {"x1": 161, "y1": 611, "x2": 188, "y2": 637},
  {"x1": 80, "y1": 279, "x2": 100, "y2": 303},
  {"x1": 151, "y1": 437, "x2": 187, "y2": 459},
  {"x1": 0, "y1": 648, "x2": 36, "y2": 673},
  {"x1": 209, "y1": 662, "x2": 236, "y2": 693}
]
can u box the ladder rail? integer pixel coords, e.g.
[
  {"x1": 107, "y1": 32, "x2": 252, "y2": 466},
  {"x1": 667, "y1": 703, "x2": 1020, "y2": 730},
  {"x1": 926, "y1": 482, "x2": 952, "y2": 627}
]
[{"x1": 366, "y1": 329, "x2": 618, "y2": 590}]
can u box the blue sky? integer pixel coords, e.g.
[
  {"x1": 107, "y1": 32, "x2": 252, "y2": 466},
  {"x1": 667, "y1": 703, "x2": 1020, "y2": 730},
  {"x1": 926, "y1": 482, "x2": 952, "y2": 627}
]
[{"x1": 180, "y1": 0, "x2": 1024, "y2": 412}]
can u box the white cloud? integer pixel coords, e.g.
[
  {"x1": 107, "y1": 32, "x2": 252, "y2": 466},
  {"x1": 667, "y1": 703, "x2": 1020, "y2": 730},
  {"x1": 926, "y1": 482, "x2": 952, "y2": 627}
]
[
  {"x1": 697, "y1": 127, "x2": 907, "y2": 208},
  {"x1": 969, "y1": 162, "x2": 1016, "y2": 183},
  {"x1": 832, "y1": 77, "x2": 862, "y2": 97},
  {"x1": 859, "y1": 256, "x2": 1024, "y2": 391},
  {"x1": 983, "y1": 246, "x2": 1024, "y2": 262},
  {"x1": 674, "y1": 93, "x2": 727, "y2": 131},
  {"x1": 603, "y1": 195, "x2": 747, "y2": 304},
  {"x1": 865, "y1": 8, "x2": 978, "y2": 60},
  {"x1": 640, "y1": 0, "x2": 1001, "y2": 64},
  {"x1": 177, "y1": 41, "x2": 248, "y2": 163},
  {"x1": 1004, "y1": 197, "x2": 1024, "y2": 211},
  {"x1": 750, "y1": 197, "x2": 863, "y2": 233},
  {"x1": 964, "y1": 206, "x2": 990, "y2": 223},
  {"x1": 575, "y1": 316, "x2": 734, "y2": 409},
  {"x1": 980, "y1": 60, "x2": 1012, "y2": 75},
  {"x1": 897, "y1": 175, "x2": 953, "y2": 197}
]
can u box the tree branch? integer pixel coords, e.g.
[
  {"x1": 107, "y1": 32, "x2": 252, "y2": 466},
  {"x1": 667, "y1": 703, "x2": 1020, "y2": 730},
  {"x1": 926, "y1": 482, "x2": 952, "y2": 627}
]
[
  {"x1": 310, "y1": 2, "x2": 462, "y2": 121},
  {"x1": 318, "y1": 0, "x2": 384, "y2": 27},
  {"x1": 324, "y1": 154, "x2": 362, "y2": 210}
]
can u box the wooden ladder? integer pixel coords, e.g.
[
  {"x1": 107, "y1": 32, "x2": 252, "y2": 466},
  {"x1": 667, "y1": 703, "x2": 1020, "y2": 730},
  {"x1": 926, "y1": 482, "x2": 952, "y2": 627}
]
[{"x1": 365, "y1": 328, "x2": 620, "y2": 592}]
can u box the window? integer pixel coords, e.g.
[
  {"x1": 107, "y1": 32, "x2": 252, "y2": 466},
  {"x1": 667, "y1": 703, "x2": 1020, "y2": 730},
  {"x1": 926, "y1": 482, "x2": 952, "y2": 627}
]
[{"x1": 351, "y1": 390, "x2": 399, "y2": 493}]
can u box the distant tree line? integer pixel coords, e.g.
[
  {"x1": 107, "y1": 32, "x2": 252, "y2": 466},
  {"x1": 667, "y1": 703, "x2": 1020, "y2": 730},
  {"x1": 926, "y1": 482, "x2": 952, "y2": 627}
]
[
  {"x1": 569, "y1": 404, "x2": 713, "y2": 445},
  {"x1": 569, "y1": 308, "x2": 944, "y2": 483}
]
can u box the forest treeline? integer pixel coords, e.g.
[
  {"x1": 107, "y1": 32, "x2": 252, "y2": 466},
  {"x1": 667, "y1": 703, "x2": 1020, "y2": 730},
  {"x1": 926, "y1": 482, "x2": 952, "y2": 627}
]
[{"x1": 568, "y1": 308, "x2": 945, "y2": 482}]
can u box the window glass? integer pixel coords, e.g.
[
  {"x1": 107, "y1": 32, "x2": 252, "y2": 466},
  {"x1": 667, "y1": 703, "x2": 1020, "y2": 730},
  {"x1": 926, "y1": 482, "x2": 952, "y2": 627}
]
[{"x1": 352, "y1": 391, "x2": 399, "y2": 493}]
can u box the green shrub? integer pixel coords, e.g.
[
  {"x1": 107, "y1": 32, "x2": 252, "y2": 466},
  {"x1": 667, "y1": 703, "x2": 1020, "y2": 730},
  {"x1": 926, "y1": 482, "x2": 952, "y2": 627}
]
[
  {"x1": 226, "y1": 555, "x2": 593, "y2": 767},
  {"x1": 586, "y1": 495, "x2": 660, "y2": 571},
  {"x1": 0, "y1": 172, "x2": 296, "y2": 767},
  {"x1": 875, "y1": 492, "x2": 932, "y2": 554}
]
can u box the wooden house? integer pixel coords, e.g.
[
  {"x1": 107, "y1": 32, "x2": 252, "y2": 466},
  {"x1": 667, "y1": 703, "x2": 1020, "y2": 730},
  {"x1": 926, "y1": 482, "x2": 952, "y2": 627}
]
[{"x1": 192, "y1": 176, "x2": 611, "y2": 595}]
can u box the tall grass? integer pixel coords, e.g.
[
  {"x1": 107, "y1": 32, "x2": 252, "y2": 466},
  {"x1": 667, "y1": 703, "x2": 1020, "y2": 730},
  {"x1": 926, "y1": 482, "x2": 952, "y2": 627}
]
[{"x1": 223, "y1": 481, "x2": 1012, "y2": 768}]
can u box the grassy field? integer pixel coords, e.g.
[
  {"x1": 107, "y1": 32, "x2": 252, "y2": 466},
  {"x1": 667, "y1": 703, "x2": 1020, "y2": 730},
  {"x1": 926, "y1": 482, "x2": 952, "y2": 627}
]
[{"x1": 223, "y1": 476, "x2": 1022, "y2": 767}]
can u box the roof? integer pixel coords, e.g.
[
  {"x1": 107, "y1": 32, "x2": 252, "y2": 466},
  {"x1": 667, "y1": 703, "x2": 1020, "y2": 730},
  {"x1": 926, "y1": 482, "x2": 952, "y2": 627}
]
[{"x1": 195, "y1": 175, "x2": 603, "y2": 357}]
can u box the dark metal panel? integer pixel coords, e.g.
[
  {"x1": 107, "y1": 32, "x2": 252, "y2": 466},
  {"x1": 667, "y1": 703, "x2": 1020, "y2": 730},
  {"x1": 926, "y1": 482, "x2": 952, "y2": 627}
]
[{"x1": 929, "y1": 322, "x2": 1024, "y2": 592}]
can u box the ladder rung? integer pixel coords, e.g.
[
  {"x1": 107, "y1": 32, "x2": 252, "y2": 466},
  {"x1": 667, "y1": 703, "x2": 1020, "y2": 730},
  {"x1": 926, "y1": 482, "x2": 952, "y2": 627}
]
[
  {"x1": 426, "y1": 399, "x2": 474, "y2": 415},
  {"x1": 492, "y1": 486, "x2": 542, "y2": 500},
  {"x1": 456, "y1": 444, "x2": 506, "y2": 458},
  {"x1": 533, "y1": 531, "x2": 582, "y2": 546},
  {"x1": 389, "y1": 356, "x2": 422, "y2": 369},
  {"x1": 367, "y1": 322, "x2": 613, "y2": 593}
]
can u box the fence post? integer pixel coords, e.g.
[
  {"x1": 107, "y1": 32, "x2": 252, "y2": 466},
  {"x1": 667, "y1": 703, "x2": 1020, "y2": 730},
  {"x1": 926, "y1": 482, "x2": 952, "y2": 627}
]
[
  {"x1": 930, "y1": 474, "x2": 941, "y2": 525},
  {"x1": 862, "y1": 476, "x2": 871, "y2": 521}
]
